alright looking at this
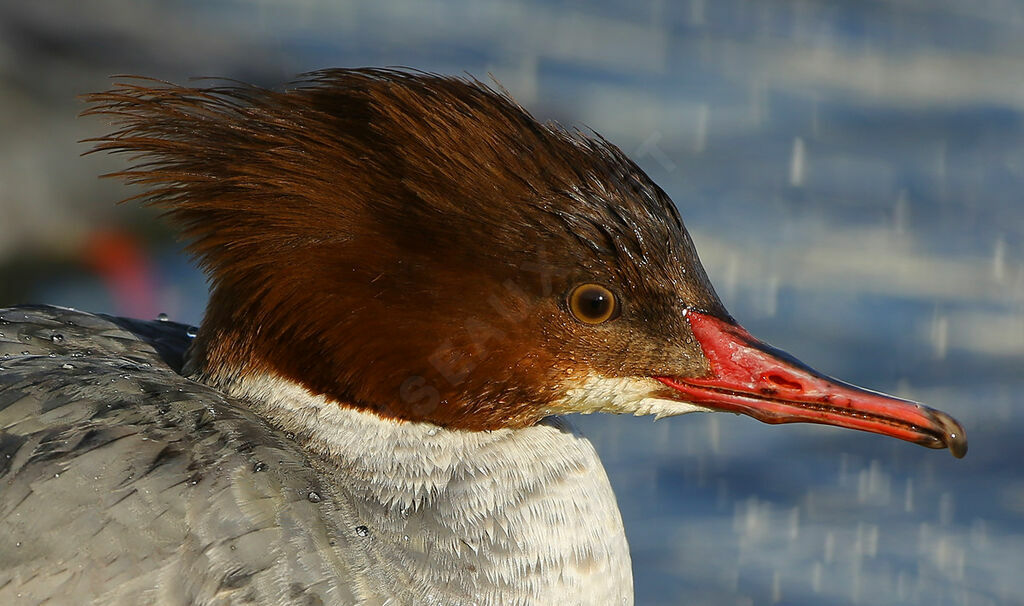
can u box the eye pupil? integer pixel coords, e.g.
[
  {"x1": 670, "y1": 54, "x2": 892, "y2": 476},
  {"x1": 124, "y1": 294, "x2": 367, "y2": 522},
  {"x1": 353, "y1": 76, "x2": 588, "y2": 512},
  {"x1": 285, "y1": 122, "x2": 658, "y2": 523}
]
[
  {"x1": 583, "y1": 291, "x2": 607, "y2": 313},
  {"x1": 568, "y1": 284, "x2": 619, "y2": 324}
]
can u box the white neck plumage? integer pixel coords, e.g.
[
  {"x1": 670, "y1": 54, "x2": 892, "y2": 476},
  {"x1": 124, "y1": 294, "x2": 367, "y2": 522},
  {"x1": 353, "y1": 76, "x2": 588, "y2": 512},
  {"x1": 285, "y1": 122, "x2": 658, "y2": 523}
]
[{"x1": 214, "y1": 373, "x2": 635, "y2": 605}]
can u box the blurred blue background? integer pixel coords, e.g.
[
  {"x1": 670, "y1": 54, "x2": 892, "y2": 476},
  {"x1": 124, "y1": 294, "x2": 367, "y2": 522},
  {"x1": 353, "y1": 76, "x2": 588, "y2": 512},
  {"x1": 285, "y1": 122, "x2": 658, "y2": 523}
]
[{"x1": 1, "y1": 2, "x2": 1022, "y2": 604}]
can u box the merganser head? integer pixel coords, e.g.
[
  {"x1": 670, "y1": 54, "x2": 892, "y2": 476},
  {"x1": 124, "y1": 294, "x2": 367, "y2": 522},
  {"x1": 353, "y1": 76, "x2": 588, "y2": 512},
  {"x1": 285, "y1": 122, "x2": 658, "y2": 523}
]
[{"x1": 85, "y1": 68, "x2": 966, "y2": 457}]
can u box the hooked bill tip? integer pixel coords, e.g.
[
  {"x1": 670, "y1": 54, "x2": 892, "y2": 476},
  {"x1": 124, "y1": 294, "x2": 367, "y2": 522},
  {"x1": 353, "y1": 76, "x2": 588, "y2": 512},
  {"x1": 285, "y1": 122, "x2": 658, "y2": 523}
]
[
  {"x1": 927, "y1": 408, "x2": 968, "y2": 458},
  {"x1": 948, "y1": 434, "x2": 968, "y2": 459}
]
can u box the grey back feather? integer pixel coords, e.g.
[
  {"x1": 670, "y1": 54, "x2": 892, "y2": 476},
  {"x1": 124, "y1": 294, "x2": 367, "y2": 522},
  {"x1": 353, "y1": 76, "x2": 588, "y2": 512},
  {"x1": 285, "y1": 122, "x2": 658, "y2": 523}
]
[{"x1": 0, "y1": 306, "x2": 360, "y2": 605}]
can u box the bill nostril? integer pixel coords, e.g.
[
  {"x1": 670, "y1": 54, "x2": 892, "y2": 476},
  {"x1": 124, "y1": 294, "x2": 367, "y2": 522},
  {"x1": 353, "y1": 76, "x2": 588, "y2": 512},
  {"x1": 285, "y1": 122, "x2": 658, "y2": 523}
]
[{"x1": 765, "y1": 373, "x2": 803, "y2": 391}]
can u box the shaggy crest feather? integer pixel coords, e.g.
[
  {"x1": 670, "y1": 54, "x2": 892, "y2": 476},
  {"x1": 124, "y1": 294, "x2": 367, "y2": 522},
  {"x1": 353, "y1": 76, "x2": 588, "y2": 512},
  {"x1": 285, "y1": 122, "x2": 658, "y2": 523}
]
[{"x1": 82, "y1": 68, "x2": 724, "y2": 429}]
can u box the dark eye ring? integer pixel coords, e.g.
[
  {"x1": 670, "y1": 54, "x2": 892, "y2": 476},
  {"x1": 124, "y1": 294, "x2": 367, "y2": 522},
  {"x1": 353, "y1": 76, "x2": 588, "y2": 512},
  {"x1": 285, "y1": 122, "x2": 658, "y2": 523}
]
[{"x1": 568, "y1": 284, "x2": 619, "y2": 325}]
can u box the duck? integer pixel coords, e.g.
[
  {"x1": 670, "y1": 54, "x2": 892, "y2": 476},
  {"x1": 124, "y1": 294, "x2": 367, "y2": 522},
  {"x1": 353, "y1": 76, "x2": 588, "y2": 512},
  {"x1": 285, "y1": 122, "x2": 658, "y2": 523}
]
[{"x1": 0, "y1": 68, "x2": 966, "y2": 605}]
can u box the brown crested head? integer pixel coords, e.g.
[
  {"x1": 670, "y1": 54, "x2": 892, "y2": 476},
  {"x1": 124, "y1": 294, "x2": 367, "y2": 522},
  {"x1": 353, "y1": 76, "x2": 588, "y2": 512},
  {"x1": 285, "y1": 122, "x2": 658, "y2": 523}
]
[
  {"x1": 83, "y1": 68, "x2": 967, "y2": 458},
  {"x1": 85, "y1": 68, "x2": 724, "y2": 429}
]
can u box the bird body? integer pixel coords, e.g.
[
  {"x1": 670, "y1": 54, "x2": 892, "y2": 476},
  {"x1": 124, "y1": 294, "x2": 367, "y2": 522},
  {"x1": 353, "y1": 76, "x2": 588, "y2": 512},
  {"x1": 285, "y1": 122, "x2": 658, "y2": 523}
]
[
  {"x1": 0, "y1": 306, "x2": 628, "y2": 605},
  {"x1": 0, "y1": 69, "x2": 965, "y2": 604}
]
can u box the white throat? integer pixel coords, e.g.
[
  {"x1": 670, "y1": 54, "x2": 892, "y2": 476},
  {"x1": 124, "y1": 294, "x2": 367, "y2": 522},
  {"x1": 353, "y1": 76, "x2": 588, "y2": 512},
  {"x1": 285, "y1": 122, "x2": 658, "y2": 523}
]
[{"x1": 219, "y1": 374, "x2": 634, "y2": 605}]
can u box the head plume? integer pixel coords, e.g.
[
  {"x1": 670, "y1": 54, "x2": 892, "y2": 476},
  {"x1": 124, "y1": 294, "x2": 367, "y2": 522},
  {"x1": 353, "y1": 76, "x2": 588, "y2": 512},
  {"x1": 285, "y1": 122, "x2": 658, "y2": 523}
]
[{"x1": 84, "y1": 68, "x2": 723, "y2": 429}]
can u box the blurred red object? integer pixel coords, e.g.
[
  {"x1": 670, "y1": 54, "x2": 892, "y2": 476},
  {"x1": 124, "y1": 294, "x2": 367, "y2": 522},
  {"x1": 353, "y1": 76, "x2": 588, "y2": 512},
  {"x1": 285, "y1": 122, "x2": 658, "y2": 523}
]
[{"x1": 82, "y1": 228, "x2": 158, "y2": 319}]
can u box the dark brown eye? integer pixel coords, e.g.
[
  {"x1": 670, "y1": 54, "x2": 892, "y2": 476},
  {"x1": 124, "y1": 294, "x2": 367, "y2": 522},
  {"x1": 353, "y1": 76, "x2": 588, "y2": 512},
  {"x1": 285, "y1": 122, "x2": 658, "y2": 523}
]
[{"x1": 568, "y1": 284, "x2": 619, "y2": 325}]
